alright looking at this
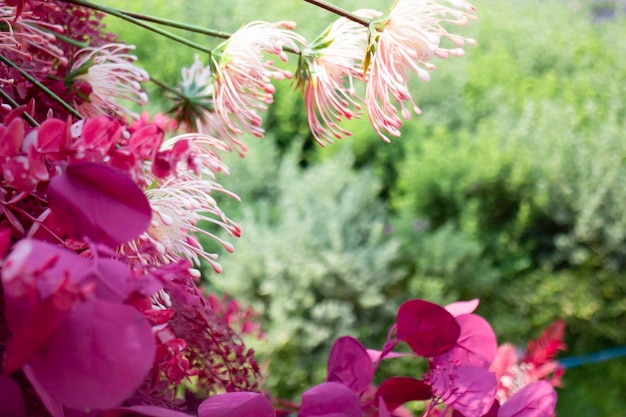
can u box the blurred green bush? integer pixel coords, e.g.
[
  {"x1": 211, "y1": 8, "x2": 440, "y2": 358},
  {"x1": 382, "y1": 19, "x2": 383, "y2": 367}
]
[{"x1": 206, "y1": 139, "x2": 410, "y2": 398}]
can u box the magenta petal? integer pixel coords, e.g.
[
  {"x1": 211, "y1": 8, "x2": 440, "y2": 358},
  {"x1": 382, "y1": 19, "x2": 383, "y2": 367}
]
[
  {"x1": 445, "y1": 299, "x2": 480, "y2": 317},
  {"x1": 299, "y1": 382, "x2": 361, "y2": 417},
  {"x1": 396, "y1": 299, "x2": 460, "y2": 357},
  {"x1": 30, "y1": 300, "x2": 156, "y2": 410},
  {"x1": 497, "y1": 381, "x2": 556, "y2": 417},
  {"x1": 378, "y1": 397, "x2": 391, "y2": 417},
  {"x1": 35, "y1": 118, "x2": 68, "y2": 155},
  {"x1": 375, "y1": 377, "x2": 431, "y2": 411},
  {"x1": 435, "y1": 314, "x2": 497, "y2": 368},
  {"x1": 0, "y1": 375, "x2": 27, "y2": 417},
  {"x1": 326, "y1": 336, "x2": 373, "y2": 395},
  {"x1": 107, "y1": 405, "x2": 194, "y2": 417},
  {"x1": 47, "y1": 162, "x2": 151, "y2": 247},
  {"x1": 432, "y1": 366, "x2": 496, "y2": 417},
  {"x1": 197, "y1": 392, "x2": 274, "y2": 417}
]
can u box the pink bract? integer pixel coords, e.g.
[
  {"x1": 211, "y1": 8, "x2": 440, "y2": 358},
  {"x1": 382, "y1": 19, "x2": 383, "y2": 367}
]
[
  {"x1": 375, "y1": 377, "x2": 431, "y2": 411},
  {"x1": 497, "y1": 381, "x2": 556, "y2": 417},
  {"x1": 197, "y1": 392, "x2": 274, "y2": 417},
  {"x1": 434, "y1": 314, "x2": 497, "y2": 369},
  {"x1": 298, "y1": 381, "x2": 362, "y2": 417},
  {"x1": 326, "y1": 336, "x2": 373, "y2": 395},
  {"x1": 47, "y1": 162, "x2": 151, "y2": 247},
  {"x1": 430, "y1": 365, "x2": 497, "y2": 417}
]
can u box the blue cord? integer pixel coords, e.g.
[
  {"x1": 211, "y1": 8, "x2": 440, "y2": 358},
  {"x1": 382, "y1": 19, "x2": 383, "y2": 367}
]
[{"x1": 558, "y1": 346, "x2": 626, "y2": 368}]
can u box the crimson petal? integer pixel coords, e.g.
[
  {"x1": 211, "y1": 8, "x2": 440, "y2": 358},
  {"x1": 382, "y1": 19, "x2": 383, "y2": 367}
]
[
  {"x1": 327, "y1": 336, "x2": 373, "y2": 395},
  {"x1": 0, "y1": 375, "x2": 27, "y2": 417},
  {"x1": 396, "y1": 299, "x2": 460, "y2": 357},
  {"x1": 375, "y1": 377, "x2": 431, "y2": 411}
]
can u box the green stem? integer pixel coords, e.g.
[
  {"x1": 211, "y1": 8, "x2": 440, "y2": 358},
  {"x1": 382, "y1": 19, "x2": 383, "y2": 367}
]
[
  {"x1": 59, "y1": 0, "x2": 214, "y2": 57},
  {"x1": 0, "y1": 88, "x2": 40, "y2": 127},
  {"x1": 303, "y1": 0, "x2": 370, "y2": 27},
  {"x1": 149, "y1": 77, "x2": 184, "y2": 98},
  {"x1": 121, "y1": 10, "x2": 232, "y2": 40},
  {"x1": 48, "y1": 29, "x2": 89, "y2": 49},
  {"x1": 24, "y1": 23, "x2": 89, "y2": 49},
  {"x1": 0, "y1": 55, "x2": 83, "y2": 120}
]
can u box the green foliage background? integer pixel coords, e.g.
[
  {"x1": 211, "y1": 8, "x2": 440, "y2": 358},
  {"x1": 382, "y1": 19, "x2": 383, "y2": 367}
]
[{"x1": 102, "y1": 0, "x2": 626, "y2": 415}]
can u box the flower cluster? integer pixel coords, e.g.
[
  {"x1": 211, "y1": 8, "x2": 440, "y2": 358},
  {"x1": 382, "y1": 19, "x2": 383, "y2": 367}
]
[
  {"x1": 0, "y1": 0, "x2": 562, "y2": 416},
  {"x1": 200, "y1": 299, "x2": 561, "y2": 417}
]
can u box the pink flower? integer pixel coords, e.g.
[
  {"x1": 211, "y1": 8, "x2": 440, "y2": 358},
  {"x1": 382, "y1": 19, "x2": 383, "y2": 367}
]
[
  {"x1": 68, "y1": 43, "x2": 149, "y2": 119},
  {"x1": 211, "y1": 21, "x2": 303, "y2": 144},
  {"x1": 364, "y1": 0, "x2": 477, "y2": 141},
  {"x1": 296, "y1": 15, "x2": 369, "y2": 145},
  {"x1": 489, "y1": 320, "x2": 566, "y2": 404},
  {"x1": 122, "y1": 134, "x2": 240, "y2": 273},
  {"x1": 498, "y1": 381, "x2": 557, "y2": 417}
]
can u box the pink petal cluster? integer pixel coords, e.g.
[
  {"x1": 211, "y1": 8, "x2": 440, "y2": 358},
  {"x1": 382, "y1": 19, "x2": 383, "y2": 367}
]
[
  {"x1": 296, "y1": 14, "x2": 369, "y2": 145},
  {"x1": 68, "y1": 44, "x2": 149, "y2": 119},
  {"x1": 365, "y1": 0, "x2": 477, "y2": 141},
  {"x1": 490, "y1": 320, "x2": 566, "y2": 406},
  {"x1": 211, "y1": 21, "x2": 304, "y2": 150}
]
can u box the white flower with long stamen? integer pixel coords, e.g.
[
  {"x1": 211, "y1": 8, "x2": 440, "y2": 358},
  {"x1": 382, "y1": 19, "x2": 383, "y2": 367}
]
[
  {"x1": 365, "y1": 0, "x2": 477, "y2": 141},
  {"x1": 297, "y1": 14, "x2": 371, "y2": 146},
  {"x1": 211, "y1": 21, "x2": 304, "y2": 145},
  {"x1": 69, "y1": 43, "x2": 149, "y2": 119},
  {"x1": 122, "y1": 134, "x2": 239, "y2": 274}
]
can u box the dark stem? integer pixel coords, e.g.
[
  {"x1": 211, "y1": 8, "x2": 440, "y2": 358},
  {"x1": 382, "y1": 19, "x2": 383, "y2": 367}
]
[
  {"x1": 303, "y1": 0, "x2": 370, "y2": 27},
  {"x1": 59, "y1": 0, "x2": 214, "y2": 57},
  {"x1": 149, "y1": 77, "x2": 184, "y2": 98},
  {"x1": 0, "y1": 88, "x2": 40, "y2": 127},
  {"x1": 0, "y1": 55, "x2": 83, "y2": 120},
  {"x1": 121, "y1": 10, "x2": 232, "y2": 40}
]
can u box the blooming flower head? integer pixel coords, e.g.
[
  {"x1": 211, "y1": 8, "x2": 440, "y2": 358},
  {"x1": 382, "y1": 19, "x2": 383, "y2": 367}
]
[
  {"x1": 490, "y1": 319, "x2": 566, "y2": 404},
  {"x1": 365, "y1": 0, "x2": 477, "y2": 141},
  {"x1": 170, "y1": 55, "x2": 238, "y2": 152},
  {"x1": 211, "y1": 21, "x2": 303, "y2": 146},
  {"x1": 68, "y1": 43, "x2": 149, "y2": 119},
  {"x1": 123, "y1": 134, "x2": 240, "y2": 273},
  {"x1": 296, "y1": 14, "x2": 370, "y2": 146}
]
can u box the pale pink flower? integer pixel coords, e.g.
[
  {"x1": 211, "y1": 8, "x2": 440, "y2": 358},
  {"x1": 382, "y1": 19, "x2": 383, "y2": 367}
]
[
  {"x1": 211, "y1": 21, "x2": 303, "y2": 143},
  {"x1": 365, "y1": 0, "x2": 477, "y2": 141},
  {"x1": 297, "y1": 15, "x2": 370, "y2": 146},
  {"x1": 69, "y1": 43, "x2": 149, "y2": 119},
  {"x1": 122, "y1": 134, "x2": 240, "y2": 273}
]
